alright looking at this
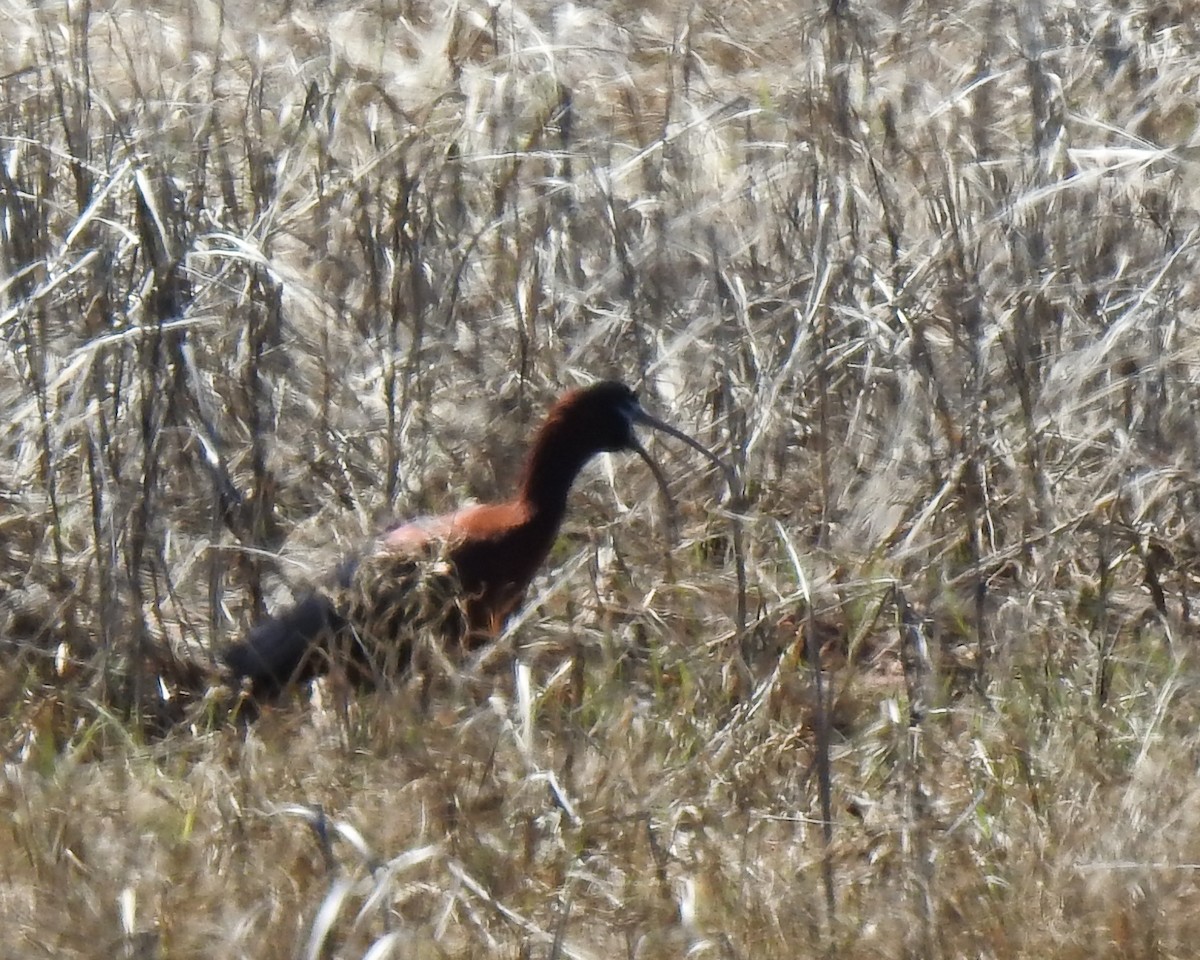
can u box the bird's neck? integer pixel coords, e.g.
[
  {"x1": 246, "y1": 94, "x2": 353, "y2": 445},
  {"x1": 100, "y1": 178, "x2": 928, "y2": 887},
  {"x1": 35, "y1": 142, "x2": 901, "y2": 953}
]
[{"x1": 515, "y1": 416, "x2": 601, "y2": 521}]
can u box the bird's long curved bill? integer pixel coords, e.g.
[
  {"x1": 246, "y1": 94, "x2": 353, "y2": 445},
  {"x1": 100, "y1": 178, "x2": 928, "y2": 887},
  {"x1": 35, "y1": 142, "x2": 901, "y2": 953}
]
[
  {"x1": 626, "y1": 406, "x2": 734, "y2": 554},
  {"x1": 631, "y1": 407, "x2": 736, "y2": 491}
]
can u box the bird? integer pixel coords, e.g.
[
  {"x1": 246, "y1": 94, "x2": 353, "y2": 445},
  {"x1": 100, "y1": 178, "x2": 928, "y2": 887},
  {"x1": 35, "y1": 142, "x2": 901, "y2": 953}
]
[{"x1": 222, "y1": 380, "x2": 729, "y2": 702}]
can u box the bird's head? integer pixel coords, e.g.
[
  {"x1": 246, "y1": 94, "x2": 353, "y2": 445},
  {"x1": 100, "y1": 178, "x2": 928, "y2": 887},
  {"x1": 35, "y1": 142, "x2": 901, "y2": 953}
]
[
  {"x1": 520, "y1": 379, "x2": 736, "y2": 517},
  {"x1": 561, "y1": 380, "x2": 644, "y2": 453},
  {"x1": 560, "y1": 380, "x2": 730, "y2": 477}
]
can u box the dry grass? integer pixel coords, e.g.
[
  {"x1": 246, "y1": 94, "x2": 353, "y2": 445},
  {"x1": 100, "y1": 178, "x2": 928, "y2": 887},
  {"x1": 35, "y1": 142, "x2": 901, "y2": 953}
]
[{"x1": 4, "y1": 0, "x2": 1200, "y2": 956}]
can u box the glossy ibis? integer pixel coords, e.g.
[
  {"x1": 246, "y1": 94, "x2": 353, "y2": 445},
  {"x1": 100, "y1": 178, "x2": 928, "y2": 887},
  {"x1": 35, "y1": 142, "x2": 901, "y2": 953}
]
[{"x1": 223, "y1": 380, "x2": 728, "y2": 701}]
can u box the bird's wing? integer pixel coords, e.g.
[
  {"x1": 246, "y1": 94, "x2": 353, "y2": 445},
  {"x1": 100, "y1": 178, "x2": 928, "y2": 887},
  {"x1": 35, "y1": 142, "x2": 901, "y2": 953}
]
[{"x1": 379, "y1": 504, "x2": 501, "y2": 554}]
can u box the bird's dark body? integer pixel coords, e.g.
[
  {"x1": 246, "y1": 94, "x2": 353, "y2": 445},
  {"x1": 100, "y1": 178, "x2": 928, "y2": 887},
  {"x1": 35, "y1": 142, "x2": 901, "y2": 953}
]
[
  {"x1": 222, "y1": 381, "x2": 724, "y2": 702},
  {"x1": 223, "y1": 593, "x2": 347, "y2": 697}
]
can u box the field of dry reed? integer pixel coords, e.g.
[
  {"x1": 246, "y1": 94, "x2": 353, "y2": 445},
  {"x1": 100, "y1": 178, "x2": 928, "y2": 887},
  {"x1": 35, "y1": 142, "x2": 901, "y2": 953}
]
[{"x1": 5, "y1": 0, "x2": 1200, "y2": 956}]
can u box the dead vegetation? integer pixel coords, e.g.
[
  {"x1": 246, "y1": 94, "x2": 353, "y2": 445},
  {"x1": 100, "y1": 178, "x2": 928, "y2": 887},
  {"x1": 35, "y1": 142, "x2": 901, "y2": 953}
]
[{"x1": 5, "y1": 0, "x2": 1200, "y2": 956}]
